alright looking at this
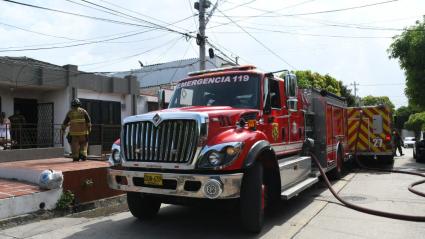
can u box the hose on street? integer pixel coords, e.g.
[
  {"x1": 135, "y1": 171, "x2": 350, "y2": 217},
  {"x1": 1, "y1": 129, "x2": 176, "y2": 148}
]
[
  {"x1": 353, "y1": 110, "x2": 425, "y2": 198},
  {"x1": 310, "y1": 109, "x2": 425, "y2": 222},
  {"x1": 311, "y1": 153, "x2": 425, "y2": 222}
]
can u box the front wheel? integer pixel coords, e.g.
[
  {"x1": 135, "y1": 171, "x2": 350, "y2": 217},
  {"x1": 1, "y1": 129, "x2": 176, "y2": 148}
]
[
  {"x1": 240, "y1": 161, "x2": 264, "y2": 233},
  {"x1": 127, "y1": 192, "x2": 161, "y2": 220}
]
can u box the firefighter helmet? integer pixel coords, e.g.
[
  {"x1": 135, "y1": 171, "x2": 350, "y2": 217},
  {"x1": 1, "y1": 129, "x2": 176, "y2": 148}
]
[{"x1": 71, "y1": 98, "x2": 81, "y2": 107}]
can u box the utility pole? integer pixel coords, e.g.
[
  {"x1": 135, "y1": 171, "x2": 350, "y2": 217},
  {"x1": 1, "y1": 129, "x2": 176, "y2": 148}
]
[
  {"x1": 195, "y1": 0, "x2": 212, "y2": 70},
  {"x1": 351, "y1": 81, "x2": 359, "y2": 106},
  {"x1": 198, "y1": 0, "x2": 206, "y2": 70}
]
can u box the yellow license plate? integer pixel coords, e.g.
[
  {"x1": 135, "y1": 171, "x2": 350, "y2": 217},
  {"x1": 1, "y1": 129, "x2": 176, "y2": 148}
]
[{"x1": 144, "y1": 173, "x2": 163, "y2": 186}]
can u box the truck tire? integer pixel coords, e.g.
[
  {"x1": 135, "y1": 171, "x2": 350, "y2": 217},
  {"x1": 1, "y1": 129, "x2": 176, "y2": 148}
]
[
  {"x1": 127, "y1": 192, "x2": 161, "y2": 220},
  {"x1": 240, "y1": 161, "x2": 264, "y2": 233},
  {"x1": 328, "y1": 149, "x2": 343, "y2": 180}
]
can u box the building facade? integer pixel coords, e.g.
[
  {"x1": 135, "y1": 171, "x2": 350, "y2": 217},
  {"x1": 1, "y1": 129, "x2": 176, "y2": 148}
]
[{"x1": 0, "y1": 57, "x2": 139, "y2": 152}]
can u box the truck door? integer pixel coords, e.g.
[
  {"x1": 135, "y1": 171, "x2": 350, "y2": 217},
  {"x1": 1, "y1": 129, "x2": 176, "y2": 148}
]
[{"x1": 267, "y1": 78, "x2": 290, "y2": 155}]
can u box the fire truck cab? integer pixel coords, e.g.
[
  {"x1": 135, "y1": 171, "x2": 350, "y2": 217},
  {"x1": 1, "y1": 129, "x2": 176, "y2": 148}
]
[{"x1": 107, "y1": 65, "x2": 348, "y2": 232}]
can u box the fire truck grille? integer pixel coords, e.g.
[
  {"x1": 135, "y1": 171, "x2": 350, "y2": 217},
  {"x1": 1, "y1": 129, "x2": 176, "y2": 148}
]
[{"x1": 123, "y1": 120, "x2": 199, "y2": 163}]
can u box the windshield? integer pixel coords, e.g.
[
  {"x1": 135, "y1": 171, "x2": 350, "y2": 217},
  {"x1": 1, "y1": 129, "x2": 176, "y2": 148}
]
[{"x1": 169, "y1": 73, "x2": 260, "y2": 109}]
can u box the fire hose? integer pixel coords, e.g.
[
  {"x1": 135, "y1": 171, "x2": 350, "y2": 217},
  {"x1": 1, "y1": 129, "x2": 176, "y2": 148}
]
[{"x1": 310, "y1": 110, "x2": 425, "y2": 222}]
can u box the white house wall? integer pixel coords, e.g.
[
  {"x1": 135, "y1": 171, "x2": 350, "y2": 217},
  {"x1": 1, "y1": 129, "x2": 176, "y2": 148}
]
[
  {"x1": 39, "y1": 88, "x2": 70, "y2": 125},
  {"x1": 77, "y1": 89, "x2": 132, "y2": 122}
]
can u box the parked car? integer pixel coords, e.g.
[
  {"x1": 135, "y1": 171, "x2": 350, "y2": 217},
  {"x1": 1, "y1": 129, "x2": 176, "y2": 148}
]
[
  {"x1": 413, "y1": 132, "x2": 425, "y2": 163},
  {"x1": 404, "y1": 136, "x2": 416, "y2": 148},
  {"x1": 109, "y1": 139, "x2": 121, "y2": 165}
]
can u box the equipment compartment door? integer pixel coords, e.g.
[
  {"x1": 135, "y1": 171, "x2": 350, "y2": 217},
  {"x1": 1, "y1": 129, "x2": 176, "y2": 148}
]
[{"x1": 326, "y1": 105, "x2": 335, "y2": 162}]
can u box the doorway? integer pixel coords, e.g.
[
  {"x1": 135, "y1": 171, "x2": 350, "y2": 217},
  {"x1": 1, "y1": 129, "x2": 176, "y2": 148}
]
[{"x1": 14, "y1": 98, "x2": 38, "y2": 124}]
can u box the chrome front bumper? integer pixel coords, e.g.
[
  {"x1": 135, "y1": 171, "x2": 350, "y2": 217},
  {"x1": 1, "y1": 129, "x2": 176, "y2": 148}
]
[{"x1": 107, "y1": 169, "x2": 243, "y2": 199}]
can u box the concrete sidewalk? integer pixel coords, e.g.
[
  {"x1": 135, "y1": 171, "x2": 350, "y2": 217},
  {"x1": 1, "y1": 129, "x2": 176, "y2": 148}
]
[{"x1": 0, "y1": 158, "x2": 122, "y2": 221}]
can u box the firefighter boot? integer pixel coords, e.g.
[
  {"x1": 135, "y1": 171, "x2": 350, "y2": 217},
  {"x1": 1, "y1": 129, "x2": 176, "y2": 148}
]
[{"x1": 80, "y1": 154, "x2": 87, "y2": 161}]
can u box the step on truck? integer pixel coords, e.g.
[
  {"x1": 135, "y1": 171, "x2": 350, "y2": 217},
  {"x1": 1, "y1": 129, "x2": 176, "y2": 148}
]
[
  {"x1": 347, "y1": 105, "x2": 394, "y2": 164},
  {"x1": 107, "y1": 65, "x2": 348, "y2": 232}
]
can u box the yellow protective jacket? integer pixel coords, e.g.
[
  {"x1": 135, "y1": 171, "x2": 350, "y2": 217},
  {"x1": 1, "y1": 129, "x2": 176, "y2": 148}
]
[{"x1": 62, "y1": 107, "x2": 91, "y2": 136}]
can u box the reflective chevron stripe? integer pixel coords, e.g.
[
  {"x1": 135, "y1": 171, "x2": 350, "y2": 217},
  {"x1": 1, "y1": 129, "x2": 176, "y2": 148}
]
[{"x1": 347, "y1": 106, "x2": 392, "y2": 153}]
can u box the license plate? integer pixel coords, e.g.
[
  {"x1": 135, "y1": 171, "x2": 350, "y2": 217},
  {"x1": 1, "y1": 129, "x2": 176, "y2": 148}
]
[{"x1": 144, "y1": 173, "x2": 163, "y2": 186}]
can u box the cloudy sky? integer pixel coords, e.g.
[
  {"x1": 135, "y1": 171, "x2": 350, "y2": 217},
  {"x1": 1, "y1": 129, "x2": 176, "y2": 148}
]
[{"x1": 1, "y1": 0, "x2": 424, "y2": 107}]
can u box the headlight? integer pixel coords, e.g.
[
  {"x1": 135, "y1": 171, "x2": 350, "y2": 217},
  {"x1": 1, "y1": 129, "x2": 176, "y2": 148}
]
[{"x1": 198, "y1": 142, "x2": 243, "y2": 169}]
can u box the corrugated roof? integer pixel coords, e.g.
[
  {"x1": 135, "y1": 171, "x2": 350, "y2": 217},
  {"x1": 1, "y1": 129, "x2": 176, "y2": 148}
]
[{"x1": 111, "y1": 57, "x2": 233, "y2": 88}]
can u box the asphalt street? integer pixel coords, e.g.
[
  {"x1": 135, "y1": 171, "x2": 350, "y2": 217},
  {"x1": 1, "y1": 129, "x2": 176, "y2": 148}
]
[{"x1": 1, "y1": 148, "x2": 424, "y2": 239}]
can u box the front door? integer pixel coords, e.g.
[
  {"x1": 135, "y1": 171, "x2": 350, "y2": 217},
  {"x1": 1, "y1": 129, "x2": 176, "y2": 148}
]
[{"x1": 37, "y1": 103, "x2": 54, "y2": 147}]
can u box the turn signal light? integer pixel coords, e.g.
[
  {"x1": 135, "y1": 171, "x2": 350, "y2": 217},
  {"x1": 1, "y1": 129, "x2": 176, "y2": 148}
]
[{"x1": 247, "y1": 119, "x2": 257, "y2": 130}]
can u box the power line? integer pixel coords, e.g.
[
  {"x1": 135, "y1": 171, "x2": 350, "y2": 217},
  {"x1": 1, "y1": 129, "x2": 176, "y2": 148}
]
[
  {"x1": 221, "y1": 0, "x2": 316, "y2": 13},
  {"x1": 187, "y1": 0, "x2": 199, "y2": 28},
  {"x1": 359, "y1": 83, "x2": 405, "y2": 86},
  {"x1": 211, "y1": 26, "x2": 394, "y2": 39},
  {"x1": 0, "y1": 23, "x2": 169, "y2": 50},
  {"x1": 209, "y1": 18, "x2": 418, "y2": 32},
  {"x1": 1, "y1": 0, "x2": 158, "y2": 28},
  {"x1": 71, "y1": 0, "x2": 193, "y2": 35},
  {"x1": 215, "y1": 0, "x2": 400, "y2": 18},
  {"x1": 98, "y1": 0, "x2": 195, "y2": 33},
  {"x1": 0, "y1": 29, "x2": 157, "y2": 52},
  {"x1": 65, "y1": 0, "x2": 145, "y2": 24},
  {"x1": 221, "y1": 0, "x2": 257, "y2": 12},
  {"x1": 1, "y1": 0, "x2": 196, "y2": 42},
  {"x1": 81, "y1": 36, "x2": 185, "y2": 70},
  {"x1": 206, "y1": 40, "x2": 238, "y2": 65},
  {"x1": 0, "y1": 21, "x2": 78, "y2": 41},
  {"x1": 208, "y1": 0, "x2": 317, "y2": 29},
  {"x1": 216, "y1": 9, "x2": 295, "y2": 69}
]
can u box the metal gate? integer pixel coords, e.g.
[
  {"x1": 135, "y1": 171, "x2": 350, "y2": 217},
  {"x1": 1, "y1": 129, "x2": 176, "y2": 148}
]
[{"x1": 37, "y1": 103, "x2": 54, "y2": 147}]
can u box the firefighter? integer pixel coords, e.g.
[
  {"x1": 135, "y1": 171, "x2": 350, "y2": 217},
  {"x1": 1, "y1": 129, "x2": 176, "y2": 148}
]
[
  {"x1": 392, "y1": 130, "x2": 404, "y2": 156},
  {"x1": 62, "y1": 99, "x2": 91, "y2": 162}
]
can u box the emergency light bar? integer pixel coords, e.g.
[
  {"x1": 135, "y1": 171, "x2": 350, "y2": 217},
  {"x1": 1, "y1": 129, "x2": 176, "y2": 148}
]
[{"x1": 188, "y1": 65, "x2": 256, "y2": 77}]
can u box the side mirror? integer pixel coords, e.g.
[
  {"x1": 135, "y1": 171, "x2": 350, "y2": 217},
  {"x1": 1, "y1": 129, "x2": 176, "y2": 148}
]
[
  {"x1": 284, "y1": 73, "x2": 298, "y2": 112},
  {"x1": 263, "y1": 75, "x2": 272, "y2": 114},
  {"x1": 158, "y1": 89, "x2": 166, "y2": 110}
]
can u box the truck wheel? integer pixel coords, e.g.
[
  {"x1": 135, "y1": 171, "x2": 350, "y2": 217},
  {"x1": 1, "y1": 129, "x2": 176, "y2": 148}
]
[
  {"x1": 328, "y1": 150, "x2": 343, "y2": 180},
  {"x1": 127, "y1": 192, "x2": 161, "y2": 220},
  {"x1": 240, "y1": 161, "x2": 264, "y2": 233}
]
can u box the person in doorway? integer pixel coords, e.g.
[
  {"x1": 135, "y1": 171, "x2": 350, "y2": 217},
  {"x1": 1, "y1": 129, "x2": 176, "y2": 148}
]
[
  {"x1": 393, "y1": 130, "x2": 404, "y2": 156},
  {"x1": 0, "y1": 112, "x2": 11, "y2": 148},
  {"x1": 62, "y1": 99, "x2": 91, "y2": 162},
  {"x1": 9, "y1": 109, "x2": 26, "y2": 148}
]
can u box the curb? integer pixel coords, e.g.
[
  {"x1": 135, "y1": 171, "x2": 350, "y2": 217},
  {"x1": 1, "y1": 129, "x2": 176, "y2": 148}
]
[{"x1": 0, "y1": 194, "x2": 127, "y2": 230}]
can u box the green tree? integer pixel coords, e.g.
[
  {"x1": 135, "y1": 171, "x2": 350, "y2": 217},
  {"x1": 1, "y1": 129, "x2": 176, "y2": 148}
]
[
  {"x1": 281, "y1": 70, "x2": 357, "y2": 105},
  {"x1": 338, "y1": 81, "x2": 356, "y2": 107},
  {"x1": 404, "y1": 112, "x2": 425, "y2": 133},
  {"x1": 361, "y1": 95, "x2": 395, "y2": 111},
  {"x1": 388, "y1": 16, "x2": 425, "y2": 110},
  {"x1": 286, "y1": 70, "x2": 342, "y2": 95},
  {"x1": 394, "y1": 106, "x2": 418, "y2": 130}
]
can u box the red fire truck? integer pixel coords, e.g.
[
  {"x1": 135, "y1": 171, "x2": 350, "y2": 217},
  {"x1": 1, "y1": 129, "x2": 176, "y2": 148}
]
[{"x1": 107, "y1": 65, "x2": 348, "y2": 232}]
